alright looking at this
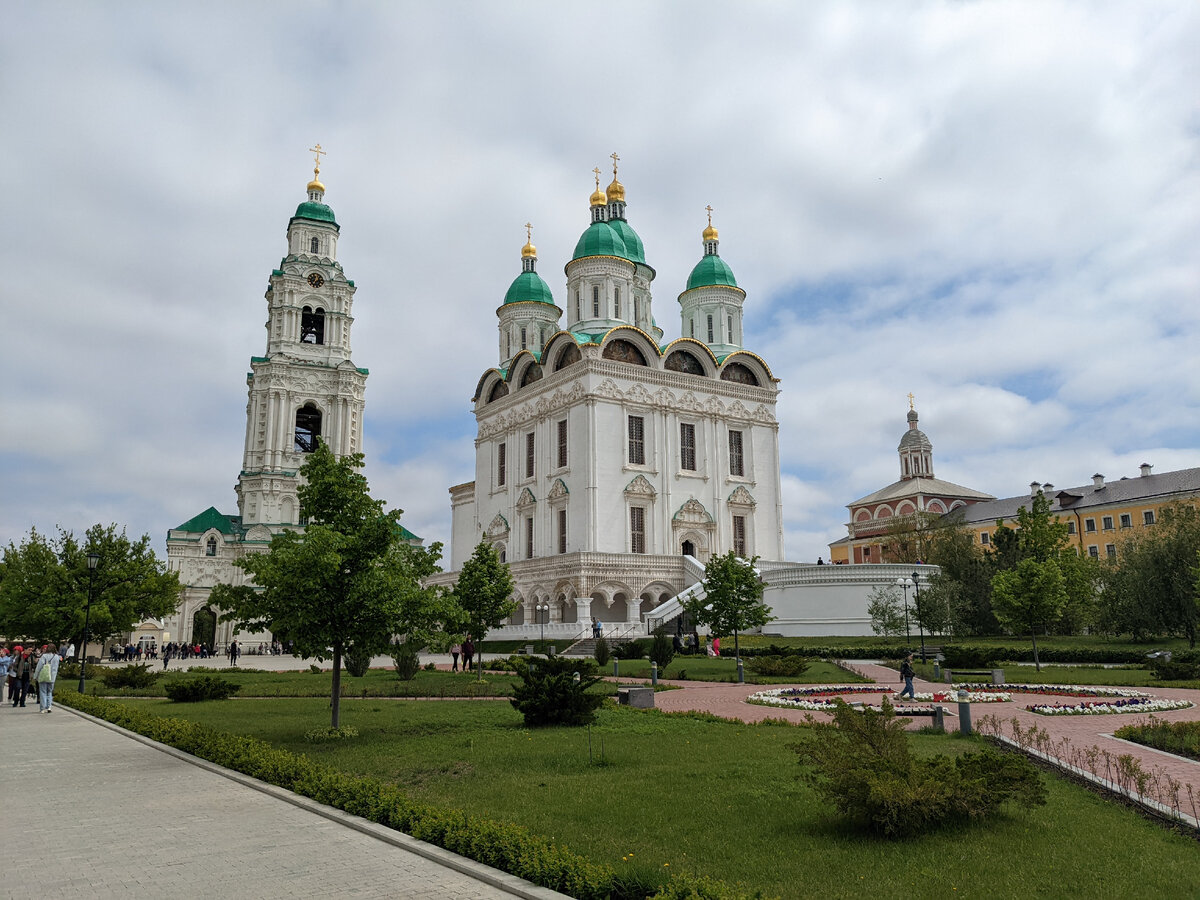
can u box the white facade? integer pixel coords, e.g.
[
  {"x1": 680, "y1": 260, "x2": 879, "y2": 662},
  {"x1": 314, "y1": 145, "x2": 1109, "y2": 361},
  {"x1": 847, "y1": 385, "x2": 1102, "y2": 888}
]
[
  {"x1": 443, "y1": 169, "x2": 784, "y2": 636},
  {"x1": 162, "y1": 168, "x2": 368, "y2": 649}
]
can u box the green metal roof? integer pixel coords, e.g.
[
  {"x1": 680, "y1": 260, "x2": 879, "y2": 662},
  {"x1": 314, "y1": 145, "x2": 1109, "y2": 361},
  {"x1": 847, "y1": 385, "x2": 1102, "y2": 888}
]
[
  {"x1": 572, "y1": 221, "x2": 628, "y2": 261},
  {"x1": 685, "y1": 253, "x2": 738, "y2": 291},
  {"x1": 292, "y1": 201, "x2": 339, "y2": 228},
  {"x1": 606, "y1": 219, "x2": 646, "y2": 265},
  {"x1": 173, "y1": 506, "x2": 237, "y2": 535},
  {"x1": 503, "y1": 270, "x2": 556, "y2": 306}
]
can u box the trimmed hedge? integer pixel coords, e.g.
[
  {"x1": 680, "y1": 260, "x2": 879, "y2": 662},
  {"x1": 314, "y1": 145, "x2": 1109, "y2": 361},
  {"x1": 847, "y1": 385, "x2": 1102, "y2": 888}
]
[
  {"x1": 55, "y1": 691, "x2": 761, "y2": 899},
  {"x1": 736, "y1": 644, "x2": 1155, "y2": 665}
]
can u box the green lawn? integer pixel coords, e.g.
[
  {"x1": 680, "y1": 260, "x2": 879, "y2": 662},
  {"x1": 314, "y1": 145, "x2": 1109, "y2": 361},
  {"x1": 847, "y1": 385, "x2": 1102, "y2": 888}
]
[
  {"x1": 118, "y1": 697, "x2": 1200, "y2": 898},
  {"x1": 606, "y1": 657, "x2": 866, "y2": 685}
]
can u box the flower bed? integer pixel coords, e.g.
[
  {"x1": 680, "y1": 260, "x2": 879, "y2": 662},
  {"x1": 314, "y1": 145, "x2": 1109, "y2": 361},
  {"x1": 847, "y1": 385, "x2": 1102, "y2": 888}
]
[
  {"x1": 749, "y1": 687, "x2": 932, "y2": 715},
  {"x1": 1026, "y1": 698, "x2": 1193, "y2": 716},
  {"x1": 900, "y1": 691, "x2": 1010, "y2": 703},
  {"x1": 959, "y1": 683, "x2": 1150, "y2": 699}
]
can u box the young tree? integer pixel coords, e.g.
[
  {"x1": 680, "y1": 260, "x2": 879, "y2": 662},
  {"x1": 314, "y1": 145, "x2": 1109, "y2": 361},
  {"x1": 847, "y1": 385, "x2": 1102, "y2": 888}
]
[
  {"x1": 451, "y1": 540, "x2": 516, "y2": 680},
  {"x1": 866, "y1": 585, "x2": 906, "y2": 637},
  {"x1": 683, "y1": 550, "x2": 773, "y2": 660},
  {"x1": 991, "y1": 558, "x2": 1068, "y2": 671},
  {"x1": 0, "y1": 524, "x2": 180, "y2": 650},
  {"x1": 212, "y1": 442, "x2": 451, "y2": 727}
]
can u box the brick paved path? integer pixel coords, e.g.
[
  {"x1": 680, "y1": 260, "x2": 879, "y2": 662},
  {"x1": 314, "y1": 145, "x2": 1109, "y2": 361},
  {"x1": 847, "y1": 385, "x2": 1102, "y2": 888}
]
[
  {"x1": 0, "y1": 703, "x2": 564, "y2": 899},
  {"x1": 649, "y1": 662, "x2": 1200, "y2": 818}
]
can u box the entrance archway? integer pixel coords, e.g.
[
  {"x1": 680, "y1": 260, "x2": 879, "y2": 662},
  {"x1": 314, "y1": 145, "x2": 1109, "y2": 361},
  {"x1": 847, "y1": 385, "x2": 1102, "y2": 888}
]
[
  {"x1": 681, "y1": 540, "x2": 696, "y2": 557},
  {"x1": 192, "y1": 607, "x2": 216, "y2": 647}
]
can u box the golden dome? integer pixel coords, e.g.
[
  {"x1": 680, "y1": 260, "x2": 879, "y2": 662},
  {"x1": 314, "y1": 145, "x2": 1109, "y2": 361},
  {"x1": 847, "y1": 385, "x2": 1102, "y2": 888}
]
[
  {"x1": 606, "y1": 178, "x2": 625, "y2": 202},
  {"x1": 702, "y1": 223, "x2": 718, "y2": 241},
  {"x1": 521, "y1": 240, "x2": 536, "y2": 258},
  {"x1": 590, "y1": 186, "x2": 607, "y2": 207},
  {"x1": 307, "y1": 176, "x2": 325, "y2": 193}
]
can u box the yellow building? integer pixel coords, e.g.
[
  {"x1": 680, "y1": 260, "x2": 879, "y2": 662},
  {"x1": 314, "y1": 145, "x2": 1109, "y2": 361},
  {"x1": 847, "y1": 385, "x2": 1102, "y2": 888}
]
[{"x1": 953, "y1": 464, "x2": 1200, "y2": 558}]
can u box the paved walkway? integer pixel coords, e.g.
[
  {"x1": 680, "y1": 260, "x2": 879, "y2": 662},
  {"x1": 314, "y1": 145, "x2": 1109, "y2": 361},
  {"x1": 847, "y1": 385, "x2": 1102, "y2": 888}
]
[{"x1": 0, "y1": 702, "x2": 565, "y2": 899}]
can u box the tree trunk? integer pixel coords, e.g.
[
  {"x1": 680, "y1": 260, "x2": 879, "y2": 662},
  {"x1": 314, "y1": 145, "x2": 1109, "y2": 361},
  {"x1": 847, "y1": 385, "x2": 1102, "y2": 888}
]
[
  {"x1": 331, "y1": 642, "x2": 342, "y2": 729},
  {"x1": 1031, "y1": 632, "x2": 1041, "y2": 673},
  {"x1": 733, "y1": 628, "x2": 740, "y2": 661}
]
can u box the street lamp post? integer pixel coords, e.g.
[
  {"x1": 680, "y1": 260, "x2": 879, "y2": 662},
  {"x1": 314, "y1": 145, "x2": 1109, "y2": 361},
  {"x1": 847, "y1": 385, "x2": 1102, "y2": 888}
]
[
  {"x1": 912, "y1": 570, "x2": 927, "y2": 663},
  {"x1": 78, "y1": 552, "x2": 100, "y2": 694},
  {"x1": 895, "y1": 576, "x2": 912, "y2": 647},
  {"x1": 536, "y1": 603, "x2": 549, "y2": 651}
]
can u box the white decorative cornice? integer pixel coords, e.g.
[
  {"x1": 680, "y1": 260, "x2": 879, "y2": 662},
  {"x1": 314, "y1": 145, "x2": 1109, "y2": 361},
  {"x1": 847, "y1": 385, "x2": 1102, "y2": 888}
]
[
  {"x1": 624, "y1": 474, "x2": 656, "y2": 497},
  {"x1": 486, "y1": 513, "x2": 510, "y2": 537},
  {"x1": 673, "y1": 498, "x2": 714, "y2": 526},
  {"x1": 548, "y1": 479, "x2": 570, "y2": 501},
  {"x1": 728, "y1": 485, "x2": 757, "y2": 507},
  {"x1": 516, "y1": 487, "x2": 537, "y2": 508}
]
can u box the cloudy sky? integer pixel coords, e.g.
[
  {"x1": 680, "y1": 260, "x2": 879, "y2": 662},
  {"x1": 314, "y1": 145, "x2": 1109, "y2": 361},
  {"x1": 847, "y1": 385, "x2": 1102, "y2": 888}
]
[{"x1": 3, "y1": 1, "x2": 1198, "y2": 565}]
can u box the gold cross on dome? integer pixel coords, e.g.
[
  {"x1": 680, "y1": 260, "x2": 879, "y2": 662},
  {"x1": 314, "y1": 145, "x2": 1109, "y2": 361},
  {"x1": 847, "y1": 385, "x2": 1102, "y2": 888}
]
[
  {"x1": 593, "y1": 166, "x2": 602, "y2": 189},
  {"x1": 908, "y1": 392, "x2": 915, "y2": 410},
  {"x1": 309, "y1": 143, "x2": 326, "y2": 175},
  {"x1": 705, "y1": 204, "x2": 713, "y2": 226},
  {"x1": 524, "y1": 222, "x2": 532, "y2": 241},
  {"x1": 610, "y1": 151, "x2": 620, "y2": 176}
]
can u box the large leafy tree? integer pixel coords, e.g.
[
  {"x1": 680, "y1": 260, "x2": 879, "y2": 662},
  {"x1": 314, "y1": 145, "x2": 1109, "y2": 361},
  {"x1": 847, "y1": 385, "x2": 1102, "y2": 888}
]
[
  {"x1": 923, "y1": 517, "x2": 998, "y2": 636},
  {"x1": 991, "y1": 558, "x2": 1067, "y2": 670},
  {"x1": 866, "y1": 585, "x2": 907, "y2": 638},
  {"x1": 1101, "y1": 503, "x2": 1200, "y2": 646},
  {"x1": 0, "y1": 524, "x2": 180, "y2": 651},
  {"x1": 212, "y1": 442, "x2": 451, "y2": 727},
  {"x1": 683, "y1": 550, "x2": 773, "y2": 660},
  {"x1": 452, "y1": 540, "x2": 516, "y2": 680}
]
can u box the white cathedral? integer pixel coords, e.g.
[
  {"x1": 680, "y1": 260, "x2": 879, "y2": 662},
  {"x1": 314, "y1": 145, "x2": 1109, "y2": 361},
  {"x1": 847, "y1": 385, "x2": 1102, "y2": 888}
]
[{"x1": 441, "y1": 162, "x2": 789, "y2": 639}]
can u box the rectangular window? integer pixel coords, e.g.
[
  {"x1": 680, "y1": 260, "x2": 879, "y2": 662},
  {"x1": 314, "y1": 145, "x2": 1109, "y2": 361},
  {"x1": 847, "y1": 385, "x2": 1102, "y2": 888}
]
[
  {"x1": 614, "y1": 286, "x2": 621, "y2": 319},
  {"x1": 628, "y1": 415, "x2": 645, "y2": 465},
  {"x1": 575, "y1": 291, "x2": 580, "y2": 321},
  {"x1": 733, "y1": 515, "x2": 746, "y2": 557},
  {"x1": 1088, "y1": 545, "x2": 1099, "y2": 558},
  {"x1": 558, "y1": 508, "x2": 567, "y2": 554},
  {"x1": 1102, "y1": 515, "x2": 1114, "y2": 531},
  {"x1": 727, "y1": 314, "x2": 734, "y2": 343},
  {"x1": 497, "y1": 442, "x2": 506, "y2": 486},
  {"x1": 690, "y1": 319, "x2": 695, "y2": 338},
  {"x1": 630, "y1": 506, "x2": 646, "y2": 554},
  {"x1": 556, "y1": 419, "x2": 568, "y2": 468},
  {"x1": 863, "y1": 546, "x2": 871, "y2": 560},
  {"x1": 1084, "y1": 518, "x2": 1096, "y2": 533},
  {"x1": 592, "y1": 285, "x2": 600, "y2": 317},
  {"x1": 1120, "y1": 513, "x2": 1132, "y2": 529},
  {"x1": 980, "y1": 532, "x2": 990, "y2": 545},
  {"x1": 1105, "y1": 544, "x2": 1117, "y2": 558},
  {"x1": 525, "y1": 516, "x2": 534, "y2": 559},
  {"x1": 1143, "y1": 510, "x2": 1156, "y2": 525},
  {"x1": 525, "y1": 432, "x2": 535, "y2": 479},
  {"x1": 728, "y1": 430, "x2": 744, "y2": 477},
  {"x1": 680, "y1": 422, "x2": 696, "y2": 471},
  {"x1": 1067, "y1": 520, "x2": 1076, "y2": 534},
  {"x1": 706, "y1": 314, "x2": 714, "y2": 343}
]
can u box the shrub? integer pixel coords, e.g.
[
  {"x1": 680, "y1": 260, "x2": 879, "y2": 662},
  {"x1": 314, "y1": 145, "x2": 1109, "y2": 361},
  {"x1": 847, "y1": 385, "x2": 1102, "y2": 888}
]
[
  {"x1": 594, "y1": 636, "x2": 610, "y2": 667},
  {"x1": 423, "y1": 662, "x2": 437, "y2": 671},
  {"x1": 649, "y1": 630, "x2": 675, "y2": 672},
  {"x1": 163, "y1": 675, "x2": 241, "y2": 702},
  {"x1": 941, "y1": 645, "x2": 999, "y2": 668},
  {"x1": 102, "y1": 664, "x2": 159, "y2": 689},
  {"x1": 1115, "y1": 717, "x2": 1200, "y2": 761},
  {"x1": 795, "y1": 699, "x2": 1046, "y2": 837},
  {"x1": 747, "y1": 655, "x2": 810, "y2": 677},
  {"x1": 307, "y1": 664, "x2": 323, "y2": 674},
  {"x1": 612, "y1": 638, "x2": 648, "y2": 660},
  {"x1": 344, "y1": 645, "x2": 374, "y2": 678},
  {"x1": 57, "y1": 661, "x2": 104, "y2": 682},
  {"x1": 304, "y1": 725, "x2": 360, "y2": 742},
  {"x1": 392, "y1": 643, "x2": 420, "y2": 681},
  {"x1": 509, "y1": 656, "x2": 606, "y2": 727}
]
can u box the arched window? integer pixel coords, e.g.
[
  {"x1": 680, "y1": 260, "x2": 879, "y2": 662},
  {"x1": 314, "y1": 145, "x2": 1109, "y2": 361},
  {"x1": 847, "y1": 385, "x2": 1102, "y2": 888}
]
[
  {"x1": 602, "y1": 339, "x2": 647, "y2": 366},
  {"x1": 720, "y1": 362, "x2": 761, "y2": 387},
  {"x1": 300, "y1": 306, "x2": 325, "y2": 344},
  {"x1": 294, "y1": 403, "x2": 322, "y2": 453},
  {"x1": 310, "y1": 237, "x2": 319, "y2": 253},
  {"x1": 205, "y1": 536, "x2": 217, "y2": 557},
  {"x1": 664, "y1": 350, "x2": 705, "y2": 375}
]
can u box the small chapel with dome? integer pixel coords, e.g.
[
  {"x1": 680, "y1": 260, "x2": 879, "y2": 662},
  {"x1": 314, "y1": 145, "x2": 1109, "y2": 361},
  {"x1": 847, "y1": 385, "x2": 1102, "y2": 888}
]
[{"x1": 444, "y1": 159, "x2": 785, "y2": 636}]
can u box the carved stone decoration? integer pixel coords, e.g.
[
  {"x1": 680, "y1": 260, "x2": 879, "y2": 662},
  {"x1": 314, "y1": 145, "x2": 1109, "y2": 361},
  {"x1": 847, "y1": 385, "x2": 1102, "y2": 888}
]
[
  {"x1": 704, "y1": 396, "x2": 726, "y2": 417},
  {"x1": 548, "y1": 479, "x2": 569, "y2": 501},
  {"x1": 751, "y1": 404, "x2": 776, "y2": 423},
  {"x1": 672, "y1": 498, "x2": 714, "y2": 527},
  {"x1": 595, "y1": 379, "x2": 622, "y2": 400},
  {"x1": 678, "y1": 391, "x2": 704, "y2": 412},
  {"x1": 486, "y1": 513, "x2": 510, "y2": 538},
  {"x1": 624, "y1": 474, "x2": 656, "y2": 497},
  {"x1": 244, "y1": 525, "x2": 273, "y2": 543},
  {"x1": 516, "y1": 487, "x2": 536, "y2": 509},
  {"x1": 653, "y1": 388, "x2": 676, "y2": 407},
  {"x1": 625, "y1": 383, "x2": 652, "y2": 406},
  {"x1": 728, "y1": 486, "x2": 757, "y2": 507},
  {"x1": 727, "y1": 399, "x2": 751, "y2": 420}
]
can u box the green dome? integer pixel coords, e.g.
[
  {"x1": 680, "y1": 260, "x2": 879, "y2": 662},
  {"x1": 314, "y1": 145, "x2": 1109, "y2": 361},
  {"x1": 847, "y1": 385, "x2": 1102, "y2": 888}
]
[
  {"x1": 293, "y1": 201, "x2": 338, "y2": 226},
  {"x1": 607, "y1": 219, "x2": 646, "y2": 265},
  {"x1": 572, "y1": 221, "x2": 628, "y2": 261},
  {"x1": 503, "y1": 270, "x2": 556, "y2": 306},
  {"x1": 685, "y1": 254, "x2": 738, "y2": 291}
]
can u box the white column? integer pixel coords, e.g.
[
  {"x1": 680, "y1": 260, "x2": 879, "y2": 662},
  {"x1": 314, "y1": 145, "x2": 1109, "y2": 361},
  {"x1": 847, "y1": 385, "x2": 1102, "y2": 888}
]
[{"x1": 627, "y1": 597, "x2": 642, "y2": 625}]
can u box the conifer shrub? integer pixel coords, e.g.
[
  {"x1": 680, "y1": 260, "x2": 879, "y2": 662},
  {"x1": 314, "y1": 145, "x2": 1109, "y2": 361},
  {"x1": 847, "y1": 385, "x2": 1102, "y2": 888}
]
[
  {"x1": 649, "y1": 630, "x2": 675, "y2": 672},
  {"x1": 795, "y1": 698, "x2": 1046, "y2": 837},
  {"x1": 594, "y1": 636, "x2": 610, "y2": 667},
  {"x1": 612, "y1": 638, "x2": 649, "y2": 660},
  {"x1": 509, "y1": 656, "x2": 606, "y2": 727},
  {"x1": 746, "y1": 655, "x2": 810, "y2": 677},
  {"x1": 392, "y1": 642, "x2": 420, "y2": 680},
  {"x1": 102, "y1": 663, "x2": 159, "y2": 689},
  {"x1": 163, "y1": 675, "x2": 241, "y2": 702}
]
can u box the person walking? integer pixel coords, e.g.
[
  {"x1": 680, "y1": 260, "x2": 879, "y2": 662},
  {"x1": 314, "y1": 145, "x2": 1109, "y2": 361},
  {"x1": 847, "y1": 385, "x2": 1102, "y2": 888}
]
[
  {"x1": 898, "y1": 653, "x2": 917, "y2": 700},
  {"x1": 462, "y1": 637, "x2": 475, "y2": 673},
  {"x1": 229, "y1": 640, "x2": 240, "y2": 666},
  {"x1": 34, "y1": 645, "x2": 60, "y2": 713},
  {"x1": 12, "y1": 646, "x2": 32, "y2": 707},
  {"x1": 450, "y1": 642, "x2": 462, "y2": 672},
  {"x1": 0, "y1": 648, "x2": 12, "y2": 701}
]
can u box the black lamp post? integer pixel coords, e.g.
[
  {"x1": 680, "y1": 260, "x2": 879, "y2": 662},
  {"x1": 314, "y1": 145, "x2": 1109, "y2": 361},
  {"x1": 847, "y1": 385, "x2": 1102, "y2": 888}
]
[
  {"x1": 913, "y1": 569, "x2": 927, "y2": 663},
  {"x1": 78, "y1": 552, "x2": 100, "y2": 694},
  {"x1": 536, "y1": 603, "x2": 549, "y2": 651},
  {"x1": 895, "y1": 576, "x2": 912, "y2": 646}
]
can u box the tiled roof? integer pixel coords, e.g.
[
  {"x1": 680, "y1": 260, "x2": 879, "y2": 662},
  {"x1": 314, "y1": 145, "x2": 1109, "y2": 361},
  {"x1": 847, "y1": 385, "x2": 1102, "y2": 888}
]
[{"x1": 849, "y1": 477, "x2": 995, "y2": 509}]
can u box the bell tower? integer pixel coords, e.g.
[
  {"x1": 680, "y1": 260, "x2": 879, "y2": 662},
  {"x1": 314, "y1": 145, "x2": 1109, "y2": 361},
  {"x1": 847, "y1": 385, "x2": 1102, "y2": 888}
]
[{"x1": 236, "y1": 146, "x2": 368, "y2": 528}]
